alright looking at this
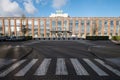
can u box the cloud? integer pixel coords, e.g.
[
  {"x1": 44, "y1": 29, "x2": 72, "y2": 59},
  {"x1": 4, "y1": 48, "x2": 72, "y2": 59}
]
[
  {"x1": 23, "y1": 0, "x2": 38, "y2": 15},
  {"x1": 52, "y1": 0, "x2": 68, "y2": 9},
  {"x1": 0, "y1": 0, "x2": 23, "y2": 17}
]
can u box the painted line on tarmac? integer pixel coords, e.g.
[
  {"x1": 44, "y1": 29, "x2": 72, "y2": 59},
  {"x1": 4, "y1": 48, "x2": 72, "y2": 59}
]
[
  {"x1": 56, "y1": 58, "x2": 68, "y2": 75},
  {"x1": 0, "y1": 59, "x2": 17, "y2": 68},
  {"x1": 70, "y1": 58, "x2": 89, "y2": 75},
  {"x1": 95, "y1": 59, "x2": 120, "y2": 76},
  {"x1": 83, "y1": 58, "x2": 108, "y2": 76},
  {"x1": 0, "y1": 59, "x2": 26, "y2": 77},
  {"x1": 34, "y1": 58, "x2": 51, "y2": 76},
  {"x1": 15, "y1": 59, "x2": 38, "y2": 76}
]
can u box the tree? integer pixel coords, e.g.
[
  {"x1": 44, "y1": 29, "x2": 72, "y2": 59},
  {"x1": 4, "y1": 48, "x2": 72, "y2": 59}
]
[
  {"x1": 92, "y1": 20, "x2": 100, "y2": 36},
  {"x1": 0, "y1": 26, "x2": 3, "y2": 36},
  {"x1": 0, "y1": 33, "x2": 4, "y2": 36},
  {"x1": 21, "y1": 14, "x2": 30, "y2": 36}
]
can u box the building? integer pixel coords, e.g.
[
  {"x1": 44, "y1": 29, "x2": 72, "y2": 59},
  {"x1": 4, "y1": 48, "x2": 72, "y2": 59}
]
[{"x1": 0, "y1": 10, "x2": 120, "y2": 38}]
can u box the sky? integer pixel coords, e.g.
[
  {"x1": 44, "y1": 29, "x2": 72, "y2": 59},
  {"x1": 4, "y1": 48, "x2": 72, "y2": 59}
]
[{"x1": 0, "y1": 0, "x2": 120, "y2": 17}]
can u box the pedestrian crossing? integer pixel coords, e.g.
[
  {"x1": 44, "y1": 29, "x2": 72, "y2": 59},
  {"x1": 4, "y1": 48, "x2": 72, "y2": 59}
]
[
  {"x1": 56, "y1": 58, "x2": 68, "y2": 75},
  {"x1": 0, "y1": 58, "x2": 16, "y2": 69},
  {"x1": 15, "y1": 59, "x2": 38, "y2": 76},
  {"x1": 83, "y1": 59, "x2": 108, "y2": 76},
  {"x1": 34, "y1": 59, "x2": 51, "y2": 76},
  {"x1": 0, "y1": 59, "x2": 26, "y2": 77},
  {"x1": 70, "y1": 58, "x2": 89, "y2": 75},
  {"x1": 0, "y1": 58, "x2": 120, "y2": 77}
]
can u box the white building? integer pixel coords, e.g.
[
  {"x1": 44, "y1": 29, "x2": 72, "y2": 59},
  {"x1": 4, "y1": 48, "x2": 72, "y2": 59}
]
[{"x1": 49, "y1": 10, "x2": 69, "y2": 17}]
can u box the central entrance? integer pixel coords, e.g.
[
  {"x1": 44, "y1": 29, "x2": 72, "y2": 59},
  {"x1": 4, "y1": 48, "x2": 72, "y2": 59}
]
[{"x1": 50, "y1": 31, "x2": 72, "y2": 38}]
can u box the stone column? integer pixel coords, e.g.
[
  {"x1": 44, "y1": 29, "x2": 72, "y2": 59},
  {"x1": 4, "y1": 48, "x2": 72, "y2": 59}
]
[
  {"x1": 96, "y1": 18, "x2": 99, "y2": 36},
  {"x1": 26, "y1": 19, "x2": 28, "y2": 36},
  {"x1": 108, "y1": 19, "x2": 110, "y2": 36},
  {"x1": 61, "y1": 18, "x2": 64, "y2": 38},
  {"x1": 78, "y1": 18, "x2": 81, "y2": 38},
  {"x1": 72, "y1": 18, "x2": 75, "y2": 36},
  {"x1": 2, "y1": 18, "x2": 5, "y2": 35},
  {"x1": 84, "y1": 18, "x2": 87, "y2": 37},
  {"x1": 55, "y1": 18, "x2": 58, "y2": 38},
  {"x1": 90, "y1": 18, "x2": 93, "y2": 36},
  {"x1": 14, "y1": 19, "x2": 17, "y2": 36},
  {"x1": 118, "y1": 17, "x2": 120, "y2": 36},
  {"x1": 8, "y1": 18, "x2": 11, "y2": 36},
  {"x1": 38, "y1": 19, "x2": 40, "y2": 38},
  {"x1": 20, "y1": 19, "x2": 22, "y2": 36},
  {"x1": 50, "y1": 18, "x2": 52, "y2": 38},
  {"x1": 62, "y1": 18, "x2": 64, "y2": 31},
  {"x1": 67, "y1": 18, "x2": 70, "y2": 38},
  {"x1": 102, "y1": 18, "x2": 105, "y2": 36},
  {"x1": 113, "y1": 18, "x2": 116, "y2": 36},
  {"x1": 32, "y1": 18, "x2": 34, "y2": 38},
  {"x1": 44, "y1": 18, "x2": 46, "y2": 38}
]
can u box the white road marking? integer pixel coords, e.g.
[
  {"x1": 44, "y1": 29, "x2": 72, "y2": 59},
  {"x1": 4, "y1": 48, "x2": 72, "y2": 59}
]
[
  {"x1": 0, "y1": 59, "x2": 16, "y2": 68},
  {"x1": 0, "y1": 60, "x2": 26, "y2": 77},
  {"x1": 15, "y1": 59, "x2": 38, "y2": 76},
  {"x1": 56, "y1": 58, "x2": 68, "y2": 75},
  {"x1": 95, "y1": 59, "x2": 120, "y2": 76},
  {"x1": 34, "y1": 58, "x2": 51, "y2": 76},
  {"x1": 70, "y1": 58, "x2": 89, "y2": 75},
  {"x1": 83, "y1": 59, "x2": 108, "y2": 76}
]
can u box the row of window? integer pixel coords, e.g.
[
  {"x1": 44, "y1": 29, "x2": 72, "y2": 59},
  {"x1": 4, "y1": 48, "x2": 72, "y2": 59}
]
[{"x1": 0, "y1": 19, "x2": 120, "y2": 26}]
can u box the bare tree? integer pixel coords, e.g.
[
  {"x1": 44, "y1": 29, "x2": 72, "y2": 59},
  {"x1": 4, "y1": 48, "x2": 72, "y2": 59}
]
[
  {"x1": 0, "y1": 26, "x2": 3, "y2": 36},
  {"x1": 92, "y1": 20, "x2": 100, "y2": 36},
  {"x1": 21, "y1": 14, "x2": 30, "y2": 36}
]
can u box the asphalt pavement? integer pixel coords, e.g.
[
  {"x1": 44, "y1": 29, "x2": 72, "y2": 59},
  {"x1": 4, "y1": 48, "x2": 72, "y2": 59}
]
[
  {"x1": 0, "y1": 44, "x2": 32, "y2": 59},
  {"x1": 0, "y1": 40, "x2": 120, "y2": 80}
]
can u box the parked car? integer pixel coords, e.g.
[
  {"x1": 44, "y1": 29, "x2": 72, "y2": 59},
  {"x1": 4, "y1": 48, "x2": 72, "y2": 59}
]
[
  {"x1": 5, "y1": 36, "x2": 17, "y2": 41},
  {"x1": 5, "y1": 36, "x2": 11, "y2": 41},
  {"x1": 10, "y1": 36, "x2": 17, "y2": 41},
  {"x1": 15, "y1": 36, "x2": 26, "y2": 41},
  {"x1": 0, "y1": 36, "x2": 6, "y2": 41}
]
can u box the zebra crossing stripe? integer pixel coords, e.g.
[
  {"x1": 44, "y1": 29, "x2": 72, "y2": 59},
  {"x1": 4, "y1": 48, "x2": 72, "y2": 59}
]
[
  {"x1": 56, "y1": 58, "x2": 68, "y2": 75},
  {"x1": 0, "y1": 59, "x2": 17, "y2": 68},
  {"x1": 95, "y1": 59, "x2": 120, "y2": 76},
  {"x1": 0, "y1": 59, "x2": 26, "y2": 77},
  {"x1": 70, "y1": 58, "x2": 89, "y2": 75},
  {"x1": 34, "y1": 58, "x2": 51, "y2": 76},
  {"x1": 15, "y1": 59, "x2": 38, "y2": 76},
  {"x1": 83, "y1": 59, "x2": 108, "y2": 76}
]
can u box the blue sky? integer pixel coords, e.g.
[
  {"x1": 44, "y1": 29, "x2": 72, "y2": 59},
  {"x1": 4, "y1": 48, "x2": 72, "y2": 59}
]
[{"x1": 0, "y1": 0, "x2": 120, "y2": 17}]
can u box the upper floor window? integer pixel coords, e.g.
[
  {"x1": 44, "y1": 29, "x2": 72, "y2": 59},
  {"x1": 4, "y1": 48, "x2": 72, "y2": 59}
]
[
  {"x1": 110, "y1": 21, "x2": 113, "y2": 25},
  {"x1": 116, "y1": 21, "x2": 119, "y2": 25}
]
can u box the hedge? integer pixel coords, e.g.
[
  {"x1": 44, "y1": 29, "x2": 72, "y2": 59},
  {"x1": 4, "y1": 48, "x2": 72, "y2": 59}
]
[
  {"x1": 86, "y1": 36, "x2": 109, "y2": 40},
  {"x1": 112, "y1": 36, "x2": 120, "y2": 41},
  {"x1": 25, "y1": 36, "x2": 32, "y2": 40}
]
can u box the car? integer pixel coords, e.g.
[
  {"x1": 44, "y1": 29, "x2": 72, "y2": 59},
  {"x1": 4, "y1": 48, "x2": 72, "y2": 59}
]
[
  {"x1": 16, "y1": 36, "x2": 26, "y2": 41},
  {"x1": 0, "y1": 36, "x2": 6, "y2": 41},
  {"x1": 5, "y1": 36, "x2": 11, "y2": 41}
]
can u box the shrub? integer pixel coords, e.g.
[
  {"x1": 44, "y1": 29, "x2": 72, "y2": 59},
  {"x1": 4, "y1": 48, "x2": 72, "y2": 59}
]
[
  {"x1": 25, "y1": 36, "x2": 32, "y2": 40},
  {"x1": 112, "y1": 36, "x2": 120, "y2": 41},
  {"x1": 86, "y1": 36, "x2": 109, "y2": 40}
]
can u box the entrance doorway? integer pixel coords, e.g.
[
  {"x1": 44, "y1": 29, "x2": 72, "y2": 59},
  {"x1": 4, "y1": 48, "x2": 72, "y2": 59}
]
[{"x1": 50, "y1": 31, "x2": 71, "y2": 38}]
